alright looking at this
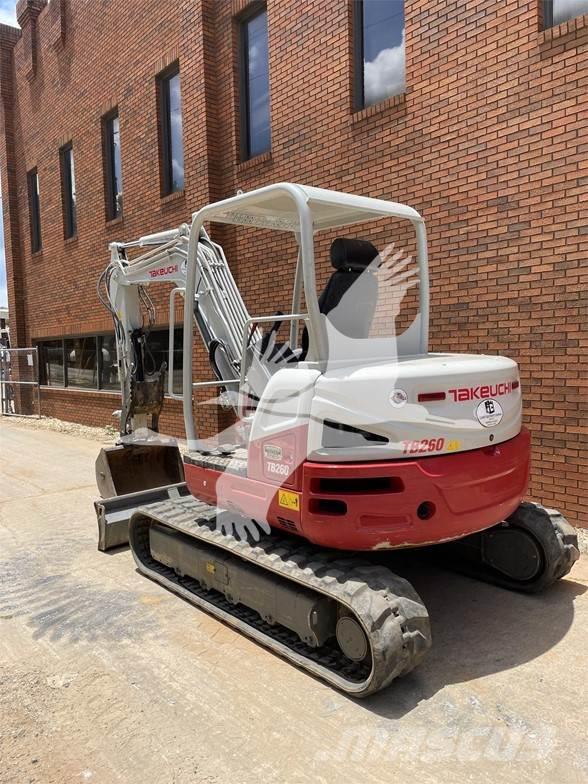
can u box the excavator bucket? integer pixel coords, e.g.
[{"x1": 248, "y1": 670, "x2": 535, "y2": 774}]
[{"x1": 95, "y1": 444, "x2": 188, "y2": 552}]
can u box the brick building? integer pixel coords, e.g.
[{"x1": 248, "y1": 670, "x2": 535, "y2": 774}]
[{"x1": 0, "y1": 0, "x2": 586, "y2": 525}]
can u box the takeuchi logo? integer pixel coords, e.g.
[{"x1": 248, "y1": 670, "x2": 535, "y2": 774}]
[
  {"x1": 149, "y1": 264, "x2": 179, "y2": 278},
  {"x1": 448, "y1": 382, "x2": 518, "y2": 402}
]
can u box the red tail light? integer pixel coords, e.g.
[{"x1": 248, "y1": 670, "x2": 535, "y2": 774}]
[
  {"x1": 512, "y1": 381, "x2": 520, "y2": 390},
  {"x1": 418, "y1": 392, "x2": 446, "y2": 402}
]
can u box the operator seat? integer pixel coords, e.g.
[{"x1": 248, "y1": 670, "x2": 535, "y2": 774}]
[{"x1": 301, "y1": 237, "x2": 380, "y2": 357}]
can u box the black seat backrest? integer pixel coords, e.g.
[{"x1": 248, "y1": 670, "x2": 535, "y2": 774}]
[{"x1": 301, "y1": 238, "x2": 379, "y2": 357}]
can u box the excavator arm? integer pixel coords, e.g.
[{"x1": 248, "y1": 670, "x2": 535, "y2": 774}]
[{"x1": 94, "y1": 222, "x2": 255, "y2": 549}]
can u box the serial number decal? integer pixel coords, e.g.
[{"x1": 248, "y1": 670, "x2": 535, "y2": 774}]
[
  {"x1": 401, "y1": 438, "x2": 461, "y2": 455},
  {"x1": 278, "y1": 490, "x2": 300, "y2": 512},
  {"x1": 266, "y1": 461, "x2": 290, "y2": 477}
]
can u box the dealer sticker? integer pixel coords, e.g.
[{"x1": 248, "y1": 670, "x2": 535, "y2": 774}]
[{"x1": 475, "y1": 398, "x2": 503, "y2": 428}]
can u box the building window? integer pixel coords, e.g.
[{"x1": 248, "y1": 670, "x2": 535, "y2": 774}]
[
  {"x1": 158, "y1": 65, "x2": 184, "y2": 195},
  {"x1": 65, "y1": 337, "x2": 98, "y2": 389},
  {"x1": 103, "y1": 111, "x2": 123, "y2": 220},
  {"x1": 145, "y1": 328, "x2": 184, "y2": 395},
  {"x1": 239, "y1": 4, "x2": 271, "y2": 160},
  {"x1": 354, "y1": 0, "x2": 405, "y2": 109},
  {"x1": 59, "y1": 143, "x2": 77, "y2": 239},
  {"x1": 37, "y1": 330, "x2": 181, "y2": 393},
  {"x1": 543, "y1": 0, "x2": 588, "y2": 27},
  {"x1": 27, "y1": 168, "x2": 42, "y2": 253},
  {"x1": 39, "y1": 340, "x2": 65, "y2": 386},
  {"x1": 99, "y1": 335, "x2": 120, "y2": 390}
]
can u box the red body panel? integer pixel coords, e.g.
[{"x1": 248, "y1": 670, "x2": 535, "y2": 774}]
[{"x1": 184, "y1": 428, "x2": 531, "y2": 551}]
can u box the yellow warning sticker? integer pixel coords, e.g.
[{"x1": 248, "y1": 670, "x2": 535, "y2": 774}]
[
  {"x1": 278, "y1": 490, "x2": 300, "y2": 512},
  {"x1": 206, "y1": 562, "x2": 216, "y2": 574}
]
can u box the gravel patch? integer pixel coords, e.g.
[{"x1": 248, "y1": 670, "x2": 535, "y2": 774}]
[{"x1": 0, "y1": 415, "x2": 116, "y2": 444}]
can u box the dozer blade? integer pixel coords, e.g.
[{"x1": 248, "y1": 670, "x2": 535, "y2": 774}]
[
  {"x1": 95, "y1": 482, "x2": 191, "y2": 552},
  {"x1": 95, "y1": 443, "x2": 187, "y2": 552}
]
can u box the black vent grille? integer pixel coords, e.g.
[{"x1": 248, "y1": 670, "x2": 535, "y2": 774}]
[{"x1": 322, "y1": 420, "x2": 388, "y2": 449}]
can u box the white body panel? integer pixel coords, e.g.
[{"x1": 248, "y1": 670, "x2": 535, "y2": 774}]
[
  {"x1": 307, "y1": 352, "x2": 521, "y2": 460},
  {"x1": 249, "y1": 353, "x2": 521, "y2": 462},
  {"x1": 249, "y1": 368, "x2": 321, "y2": 443}
]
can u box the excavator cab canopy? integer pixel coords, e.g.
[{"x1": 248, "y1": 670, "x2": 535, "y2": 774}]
[{"x1": 182, "y1": 183, "x2": 431, "y2": 446}]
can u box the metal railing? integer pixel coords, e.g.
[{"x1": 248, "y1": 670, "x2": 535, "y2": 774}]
[{"x1": 0, "y1": 346, "x2": 41, "y2": 418}]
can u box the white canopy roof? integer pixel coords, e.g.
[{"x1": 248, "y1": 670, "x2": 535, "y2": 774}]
[{"x1": 193, "y1": 183, "x2": 423, "y2": 233}]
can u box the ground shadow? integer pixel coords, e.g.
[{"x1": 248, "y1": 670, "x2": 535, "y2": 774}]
[
  {"x1": 359, "y1": 550, "x2": 585, "y2": 719},
  {"x1": 104, "y1": 532, "x2": 584, "y2": 719}
]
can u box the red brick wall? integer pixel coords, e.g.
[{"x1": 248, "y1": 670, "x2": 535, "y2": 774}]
[{"x1": 1, "y1": 0, "x2": 586, "y2": 525}]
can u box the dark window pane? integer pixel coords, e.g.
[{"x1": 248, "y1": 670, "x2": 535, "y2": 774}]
[
  {"x1": 242, "y1": 9, "x2": 271, "y2": 159},
  {"x1": 104, "y1": 113, "x2": 123, "y2": 219},
  {"x1": 546, "y1": 0, "x2": 588, "y2": 26},
  {"x1": 39, "y1": 340, "x2": 64, "y2": 386},
  {"x1": 27, "y1": 169, "x2": 42, "y2": 253},
  {"x1": 65, "y1": 337, "x2": 97, "y2": 388},
  {"x1": 144, "y1": 329, "x2": 183, "y2": 395},
  {"x1": 60, "y1": 144, "x2": 77, "y2": 238},
  {"x1": 360, "y1": 0, "x2": 405, "y2": 107},
  {"x1": 100, "y1": 335, "x2": 120, "y2": 391},
  {"x1": 160, "y1": 69, "x2": 184, "y2": 194}
]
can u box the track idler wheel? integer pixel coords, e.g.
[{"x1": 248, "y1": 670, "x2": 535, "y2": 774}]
[
  {"x1": 438, "y1": 502, "x2": 579, "y2": 593},
  {"x1": 336, "y1": 615, "x2": 369, "y2": 662}
]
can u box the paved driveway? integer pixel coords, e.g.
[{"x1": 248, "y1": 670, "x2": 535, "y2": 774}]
[{"x1": 0, "y1": 418, "x2": 586, "y2": 784}]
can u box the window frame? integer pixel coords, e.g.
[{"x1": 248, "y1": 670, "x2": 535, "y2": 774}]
[
  {"x1": 158, "y1": 63, "x2": 184, "y2": 196},
  {"x1": 27, "y1": 167, "x2": 42, "y2": 253},
  {"x1": 59, "y1": 142, "x2": 77, "y2": 239},
  {"x1": 542, "y1": 0, "x2": 588, "y2": 28},
  {"x1": 352, "y1": 0, "x2": 406, "y2": 111},
  {"x1": 238, "y1": 2, "x2": 271, "y2": 161},
  {"x1": 352, "y1": 0, "x2": 365, "y2": 111},
  {"x1": 102, "y1": 109, "x2": 123, "y2": 221}
]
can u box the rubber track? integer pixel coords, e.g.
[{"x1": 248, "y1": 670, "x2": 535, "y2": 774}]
[
  {"x1": 438, "y1": 501, "x2": 580, "y2": 593},
  {"x1": 129, "y1": 496, "x2": 431, "y2": 698},
  {"x1": 498, "y1": 502, "x2": 580, "y2": 592}
]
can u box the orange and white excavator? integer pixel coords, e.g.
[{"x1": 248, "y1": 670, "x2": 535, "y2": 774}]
[{"x1": 94, "y1": 183, "x2": 579, "y2": 697}]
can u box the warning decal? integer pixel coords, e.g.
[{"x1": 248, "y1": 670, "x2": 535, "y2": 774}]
[{"x1": 278, "y1": 490, "x2": 300, "y2": 512}]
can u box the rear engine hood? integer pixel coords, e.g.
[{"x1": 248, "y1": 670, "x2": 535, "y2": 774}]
[{"x1": 308, "y1": 353, "x2": 522, "y2": 461}]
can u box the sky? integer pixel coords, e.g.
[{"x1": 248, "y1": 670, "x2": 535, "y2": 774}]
[
  {"x1": 0, "y1": 0, "x2": 17, "y2": 27},
  {"x1": 0, "y1": 2, "x2": 17, "y2": 307}
]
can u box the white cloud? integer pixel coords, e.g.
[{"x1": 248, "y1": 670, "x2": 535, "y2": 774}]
[
  {"x1": 364, "y1": 29, "x2": 406, "y2": 107},
  {"x1": 0, "y1": 1, "x2": 18, "y2": 28}
]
